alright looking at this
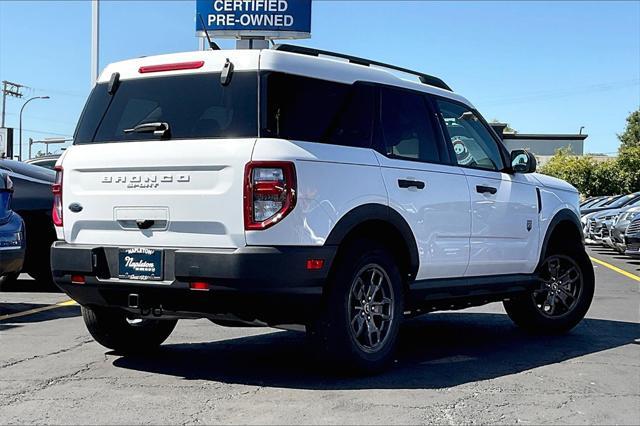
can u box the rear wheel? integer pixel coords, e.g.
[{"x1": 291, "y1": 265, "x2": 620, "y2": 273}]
[
  {"x1": 310, "y1": 239, "x2": 404, "y2": 374},
  {"x1": 82, "y1": 306, "x2": 177, "y2": 353},
  {"x1": 504, "y1": 245, "x2": 594, "y2": 333}
]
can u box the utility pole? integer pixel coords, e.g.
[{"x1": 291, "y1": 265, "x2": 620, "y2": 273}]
[
  {"x1": 1, "y1": 80, "x2": 25, "y2": 128},
  {"x1": 91, "y1": 0, "x2": 100, "y2": 86}
]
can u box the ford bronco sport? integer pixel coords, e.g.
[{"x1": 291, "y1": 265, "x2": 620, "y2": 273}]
[{"x1": 51, "y1": 45, "x2": 594, "y2": 373}]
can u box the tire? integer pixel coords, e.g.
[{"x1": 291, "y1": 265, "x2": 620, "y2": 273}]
[
  {"x1": 503, "y1": 243, "x2": 594, "y2": 334},
  {"x1": 82, "y1": 306, "x2": 177, "y2": 354},
  {"x1": 309, "y1": 238, "x2": 404, "y2": 374}
]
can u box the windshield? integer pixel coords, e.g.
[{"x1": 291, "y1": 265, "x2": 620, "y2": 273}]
[
  {"x1": 597, "y1": 196, "x2": 622, "y2": 207},
  {"x1": 610, "y1": 194, "x2": 640, "y2": 208},
  {"x1": 74, "y1": 72, "x2": 258, "y2": 144}
]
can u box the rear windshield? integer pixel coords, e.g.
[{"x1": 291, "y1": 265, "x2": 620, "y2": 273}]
[{"x1": 74, "y1": 72, "x2": 258, "y2": 144}]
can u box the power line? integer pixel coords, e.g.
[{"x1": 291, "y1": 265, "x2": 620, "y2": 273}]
[
  {"x1": 477, "y1": 79, "x2": 640, "y2": 107},
  {"x1": 21, "y1": 128, "x2": 73, "y2": 137}
]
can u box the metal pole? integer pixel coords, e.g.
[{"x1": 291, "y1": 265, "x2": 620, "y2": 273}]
[
  {"x1": 91, "y1": 0, "x2": 100, "y2": 86},
  {"x1": 1, "y1": 81, "x2": 6, "y2": 128},
  {"x1": 19, "y1": 96, "x2": 49, "y2": 161}
]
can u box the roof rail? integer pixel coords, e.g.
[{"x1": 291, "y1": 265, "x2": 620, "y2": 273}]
[{"x1": 274, "y1": 44, "x2": 453, "y2": 92}]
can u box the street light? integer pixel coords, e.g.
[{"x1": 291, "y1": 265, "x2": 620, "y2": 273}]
[
  {"x1": 29, "y1": 137, "x2": 70, "y2": 157},
  {"x1": 19, "y1": 95, "x2": 50, "y2": 161}
]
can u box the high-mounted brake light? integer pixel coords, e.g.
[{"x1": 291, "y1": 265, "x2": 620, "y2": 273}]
[
  {"x1": 244, "y1": 162, "x2": 297, "y2": 230},
  {"x1": 52, "y1": 166, "x2": 63, "y2": 227},
  {"x1": 138, "y1": 61, "x2": 205, "y2": 74}
]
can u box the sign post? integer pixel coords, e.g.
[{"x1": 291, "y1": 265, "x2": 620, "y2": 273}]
[
  {"x1": 0, "y1": 127, "x2": 13, "y2": 159},
  {"x1": 196, "y1": 0, "x2": 312, "y2": 48}
]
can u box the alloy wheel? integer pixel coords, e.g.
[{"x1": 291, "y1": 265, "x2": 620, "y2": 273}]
[
  {"x1": 348, "y1": 264, "x2": 395, "y2": 353},
  {"x1": 534, "y1": 255, "x2": 583, "y2": 318}
]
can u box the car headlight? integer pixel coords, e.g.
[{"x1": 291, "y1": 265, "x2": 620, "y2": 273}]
[{"x1": 0, "y1": 231, "x2": 22, "y2": 249}]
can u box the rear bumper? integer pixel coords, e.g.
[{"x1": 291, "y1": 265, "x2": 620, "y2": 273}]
[{"x1": 51, "y1": 242, "x2": 336, "y2": 324}]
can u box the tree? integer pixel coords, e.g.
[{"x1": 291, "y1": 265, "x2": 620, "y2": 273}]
[
  {"x1": 618, "y1": 110, "x2": 640, "y2": 150},
  {"x1": 617, "y1": 146, "x2": 640, "y2": 192},
  {"x1": 539, "y1": 148, "x2": 602, "y2": 196},
  {"x1": 539, "y1": 110, "x2": 640, "y2": 196}
]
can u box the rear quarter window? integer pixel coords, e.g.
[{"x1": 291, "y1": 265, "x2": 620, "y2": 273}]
[{"x1": 262, "y1": 73, "x2": 375, "y2": 149}]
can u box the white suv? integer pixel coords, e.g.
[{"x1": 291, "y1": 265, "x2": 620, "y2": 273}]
[{"x1": 51, "y1": 45, "x2": 594, "y2": 373}]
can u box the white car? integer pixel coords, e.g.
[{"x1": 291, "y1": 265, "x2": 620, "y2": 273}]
[{"x1": 51, "y1": 45, "x2": 594, "y2": 373}]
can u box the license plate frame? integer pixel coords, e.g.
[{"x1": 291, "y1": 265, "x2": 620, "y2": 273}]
[{"x1": 118, "y1": 248, "x2": 163, "y2": 281}]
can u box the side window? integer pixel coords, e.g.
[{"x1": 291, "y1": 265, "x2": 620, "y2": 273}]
[
  {"x1": 435, "y1": 99, "x2": 504, "y2": 171},
  {"x1": 327, "y1": 85, "x2": 374, "y2": 148},
  {"x1": 379, "y1": 87, "x2": 441, "y2": 163},
  {"x1": 263, "y1": 73, "x2": 374, "y2": 148}
]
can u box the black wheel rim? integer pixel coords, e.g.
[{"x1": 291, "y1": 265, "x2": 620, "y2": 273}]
[
  {"x1": 348, "y1": 264, "x2": 395, "y2": 353},
  {"x1": 534, "y1": 254, "x2": 583, "y2": 318}
]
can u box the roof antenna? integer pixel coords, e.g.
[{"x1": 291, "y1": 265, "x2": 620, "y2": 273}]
[{"x1": 198, "y1": 14, "x2": 220, "y2": 50}]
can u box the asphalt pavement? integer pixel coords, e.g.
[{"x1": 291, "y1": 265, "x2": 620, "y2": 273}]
[{"x1": 1, "y1": 247, "x2": 638, "y2": 425}]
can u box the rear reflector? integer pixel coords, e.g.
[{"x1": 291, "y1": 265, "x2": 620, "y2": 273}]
[
  {"x1": 71, "y1": 275, "x2": 86, "y2": 284},
  {"x1": 139, "y1": 61, "x2": 204, "y2": 74},
  {"x1": 190, "y1": 281, "x2": 210, "y2": 291},
  {"x1": 306, "y1": 259, "x2": 325, "y2": 270}
]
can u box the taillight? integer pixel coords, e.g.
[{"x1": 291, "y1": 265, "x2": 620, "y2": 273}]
[
  {"x1": 244, "y1": 162, "x2": 296, "y2": 230},
  {"x1": 52, "y1": 166, "x2": 63, "y2": 226}
]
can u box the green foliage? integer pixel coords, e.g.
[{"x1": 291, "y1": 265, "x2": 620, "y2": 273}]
[
  {"x1": 618, "y1": 110, "x2": 640, "y2": 150},
  {"x1": 539, "y1": 148, "x2": 601, "y2": 196},
  {"x1": 617, "y1": 146, "x2": 640, "y2": 192},
  {"x1": 539, "y1": 111, "x2": 640, "y2": 197}
]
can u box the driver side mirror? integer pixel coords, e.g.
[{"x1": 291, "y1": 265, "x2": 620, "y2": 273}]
[{"x1": 510, "y1": 150, "x2": 537, "y2": 173}]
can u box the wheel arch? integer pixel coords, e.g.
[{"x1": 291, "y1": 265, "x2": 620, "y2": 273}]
[
  {"x1": 538, "y1": 208, "x2": 584, "y2": 268},
  {"x1": 325, "y1": 204, "x2": 419, "y2": 281}
]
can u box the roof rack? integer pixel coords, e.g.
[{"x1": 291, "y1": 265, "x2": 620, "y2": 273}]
[{"x1": 274, "y1": 44, "x2": 453, "y2": 92}]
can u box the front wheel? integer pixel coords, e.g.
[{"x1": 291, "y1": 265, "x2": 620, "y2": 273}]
[
  {"x1": 504, "y1": 246, "x2": 594, "y2": 333},
  {"x1": 310, "y1": 239, "x2": 404, "y2": 374},
  {"x1": 82, "y1": 306, "x2": 177, "y2": 354}
]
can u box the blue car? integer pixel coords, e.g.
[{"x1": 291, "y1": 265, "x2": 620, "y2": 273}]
[{"x1": 0, "y1": 171, "x2": 25, "y2": 285}]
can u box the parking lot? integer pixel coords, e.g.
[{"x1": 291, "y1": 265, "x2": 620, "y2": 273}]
[{"x1": 1, "y1": 246, "x2": 638, "y2": 425}]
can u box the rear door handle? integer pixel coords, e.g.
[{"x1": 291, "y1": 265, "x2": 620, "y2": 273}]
[
  {"x1": 476, "y1": 185, "x2": 497, "y2": 195},
  {"x1": 398, "y1": 179, "x2": 425, "y2": 190}
]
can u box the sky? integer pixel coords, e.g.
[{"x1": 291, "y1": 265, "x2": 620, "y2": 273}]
[{"x1": 0, "y1": 0, "x2": 639, "y2": 157}]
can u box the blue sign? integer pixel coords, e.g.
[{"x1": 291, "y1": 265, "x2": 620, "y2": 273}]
[{"x1": 196, "y1": 0, "x2": 312, "y2": 39}]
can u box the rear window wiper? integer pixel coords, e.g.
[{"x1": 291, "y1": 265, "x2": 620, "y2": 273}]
[{"x1": 124, "y1": 122, "x2": 170, "y2": 137}]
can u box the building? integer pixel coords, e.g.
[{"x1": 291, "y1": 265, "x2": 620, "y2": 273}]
[{"x1": 490, "y1": 123, "x2": 589, "y2": 166}]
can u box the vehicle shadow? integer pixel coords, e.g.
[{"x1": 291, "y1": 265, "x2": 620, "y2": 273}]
[
  {"x1": 112, "y1": 312, "x2": 640, "y2": 390},
  {"x1": 0, "y1": 276, "x2": 61, "y2": 293}
]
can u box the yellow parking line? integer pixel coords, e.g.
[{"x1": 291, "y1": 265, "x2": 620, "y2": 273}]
[
  {"x1": 0, "y1": 300, "x2": 77, "y2": 322},
  {"x1": 590, "y1": 257, "x2": 640, "y2": 283}
]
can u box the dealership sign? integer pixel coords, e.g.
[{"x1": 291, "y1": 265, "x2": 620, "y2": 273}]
[{"x1": 196, "y1": 0, "x2": 312, "y2": 39}]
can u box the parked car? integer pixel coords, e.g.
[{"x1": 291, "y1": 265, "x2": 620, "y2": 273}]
[
  {"x1": 25, "y1": 155, "x2": 61, "y2": 170},
  {"x1": 51, "y1": 45, "x2": 594, "y2": 373},
  {"x1": 604, "y1": 206, "x2": 640, "y2": 253},
  {"x1": 624, "y1": 215, "x2": 640, "y2": 258},
  {"x1": 581, "y1": 192, "x2": 640, "y2": 216},
  {"x1": 580, "y1": 196, "x2": 607, "y2": 209},
  {"x1": 0, "y1": 171, "x2": 26, "y2": 286},
  {"x1": 0, "y1": 159, "x2": 56, "y2": 285},
  {"x1": 585, "y1": 198, "x2": 640, "y2": 244}
]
